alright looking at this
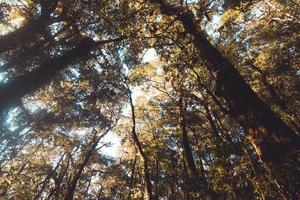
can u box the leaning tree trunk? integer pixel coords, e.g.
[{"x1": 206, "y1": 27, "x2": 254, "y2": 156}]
[
  {"x1": 65, "y1": 129, "x2": 112, "y2": 200},
  {"x1": 33, "y1": 153, "x2": 65, "y2": 200},
  {"x1": 0, "y1": 36, "x2": 126, "y2": 112},
  {"x1": 149, "y1": 0, "x2": 300, "y2": 198},
  {"x1": 0, "y1": 37, "x2": 95, "y2": 111},
  {"x1": 0, "y1": 0, "x2": 59, "y2": 54},
  {"x1": 0, "y1": 17, "x2": 48, "y2": 54}
]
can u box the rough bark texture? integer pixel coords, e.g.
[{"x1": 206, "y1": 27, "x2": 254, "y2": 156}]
[{"x1": 150, "y1": 0, "x2": 300, "y2": 198}]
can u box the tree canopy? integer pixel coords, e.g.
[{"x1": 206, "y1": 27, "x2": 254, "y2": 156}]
[{"x1": 0, "y1": 0, "x2": 299, "y2": 199}]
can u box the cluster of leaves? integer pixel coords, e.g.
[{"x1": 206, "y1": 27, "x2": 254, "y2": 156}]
[{"x1": 0, "y1": 0, "x2": 299, "y2": 199}]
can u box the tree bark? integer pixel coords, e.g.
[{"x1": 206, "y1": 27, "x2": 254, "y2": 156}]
[
  {"x1": 178, "y1": 94, "x2": 204, "y2": 198},
  {"x1": 0, "y1": 36, "x2": 126, "y2": 112},
  {"x1": 249, "y1": 64, "x2": 287, "y2": 110},
  {"x1": 0, "y1": 17, "x2": 47, "y2": 54},
  {"x1": 150, "y1": 1, "x2": 300, "y2": 197},
  {"x1": 128, "y1": 89, "x2": 153, "y2": 200},
  {"x1": 0, "y1": 0, "x2": 59, "y2": 54},
  {"x1": 64, "y1": 128, "x2": 111, "y2": 200},
  {"x1": 127, "y1": 155, "x2": 137, "y2": 199},
  {"x1": 33, "y1": 153, "x2": 65, "y2": 200},
  {"x1": 0, "y1": 37, "x2": 95, "y2": 111}
]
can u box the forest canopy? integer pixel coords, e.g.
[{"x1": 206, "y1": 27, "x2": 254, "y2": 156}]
[{"x1": 0, "y1": 0, "x2": 299, "y2": 199}]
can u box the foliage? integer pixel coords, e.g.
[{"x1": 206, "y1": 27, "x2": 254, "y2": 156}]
[{"x1": 0, "y1": 0, "x2": 299, "y2": 199}]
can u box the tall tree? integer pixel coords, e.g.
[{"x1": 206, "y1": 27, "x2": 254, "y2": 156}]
[
  {"x1": 0, "y1": 0, "x2": 299, "y2": 199},
  {"x1": 127, "y1": 85, "x2": 153, "y2": 200},
  {"x1": 148, "y1": 0, "x2": 300, "y2": 197}
]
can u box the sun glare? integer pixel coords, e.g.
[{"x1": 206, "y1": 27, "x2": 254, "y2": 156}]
[
  {"x1": 142, "y1": 48, "x2": 157, "y2": 63},
  {"x1": 0, "y1": 8, "x2": 25, "y2": 35}
]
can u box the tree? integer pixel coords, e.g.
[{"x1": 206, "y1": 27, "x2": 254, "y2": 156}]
[
  {"x1": 147, "y1": 0, "x2": 300, "y2": 197},
  {"x1": 0, "y1": 0, "x2": 299, "y2": 199}
]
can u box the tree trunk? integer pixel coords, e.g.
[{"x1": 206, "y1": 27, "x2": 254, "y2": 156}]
[
  {"x1": 182, "y1": 162, "x2": 192, "y2": 200},
  {"x1": 178, "y1": 95, "x2": 203, "y2": 198},
  {"x1": 0, "y1": 35, "x2": 126, "y2": 112},
  {"x1": 0, "y1": 1, "x2": 59, "y2": 54},
  {"x1": 0, "y1": 17, "x2": 47, "y2": 54},
  {"x1": 0, "y1": 24, "x2": 72, "y2": 73},
  {"x1": 249, "y1": 64, "x2": 287, "y2": 110},
  {"x1": 48, "y1": 158, "x2": 70, "y2": 199},
  {"x1": 192, "y1": 131, "x2": 219, "y2": 200},
  {"x1": 127, "y1": 155, "x2": 137, "y2": 199},
  {"x1": 33, "y1": 153, "x2": 65, "y2": 200},
  {"x1": 64, "y1": 129, "x2": 111, "y2": 200},
  {"x1": 191, "y1": 67, "x2": 230, "y2": 115},
  {"x1": 0, "y1": 37, "x2": 95, "y2": 112},
  {"x1": 150, "y1": 1, "x2": 300, "y2": 197},
  {"x1": 128, "y1": 90, "x2": 153, "y2": 200}
]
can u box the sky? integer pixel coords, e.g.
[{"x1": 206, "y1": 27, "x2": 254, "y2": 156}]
[
  {"x1": 0, "y1": 0, "x2": 219, "y2": 158},
  {"x1": 98, "y1": 48, "x2": 158, "y2": 158}
]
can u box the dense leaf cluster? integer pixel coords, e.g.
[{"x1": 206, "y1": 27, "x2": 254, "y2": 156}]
[{"x1": 0, "y1": 0, "x2": 299, "y2": 199}]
